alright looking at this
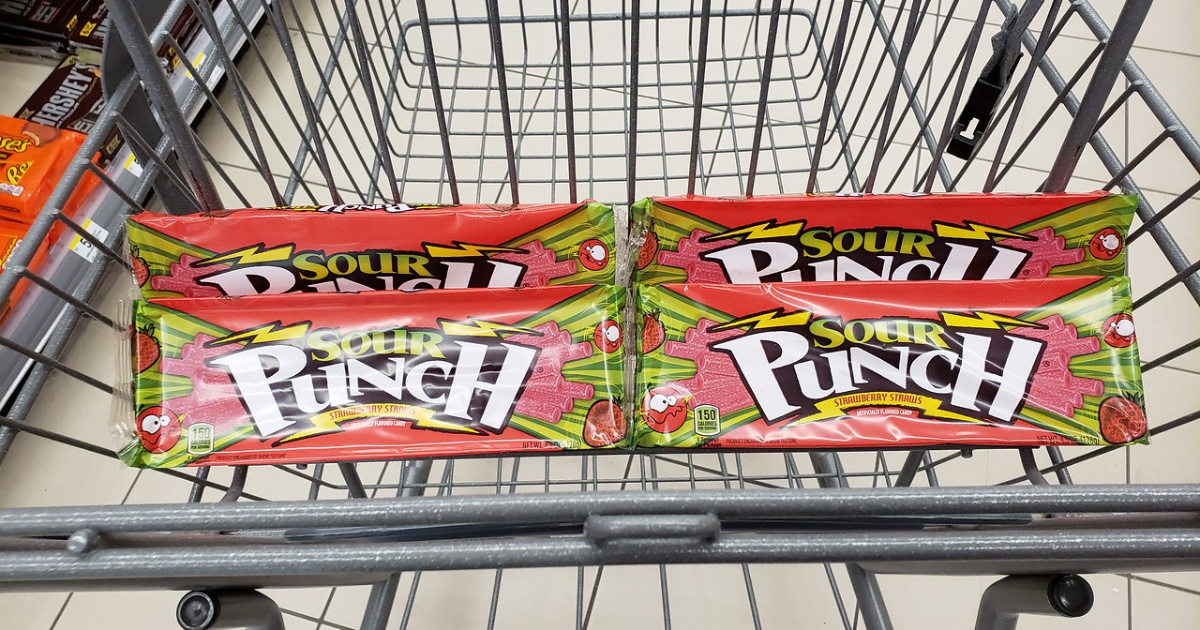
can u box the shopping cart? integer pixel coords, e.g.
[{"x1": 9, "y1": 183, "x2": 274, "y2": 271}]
[{"x1": 0, "y1": 0, "x2": 1198, "y2": 628}]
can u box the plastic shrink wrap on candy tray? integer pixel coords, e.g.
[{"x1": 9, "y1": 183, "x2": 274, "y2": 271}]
[
  {"x1": 635, "y1": 277, "x2": 1144, "y2": 450},
  {"x1": 119, "y1": 285, "x2": 628, "y2": 467},
  {"x1": 631, "y1": 192, "x2": 1136, "y2": 285},
  {"x1": 127, "y1": 200, "x2": 617, "y2": 298}
]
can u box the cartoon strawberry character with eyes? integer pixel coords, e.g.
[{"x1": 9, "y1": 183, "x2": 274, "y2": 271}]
[
  {"x1": 594, "y1": 319, "x2": 622, "y2": 353},
  {"x1": 1102, "y1": 313, "x2": 1136, "y2": 348},
  {"x1": 578, "y1": 238, "x2": 610, "y2": 271},
  {"x1": 1089, "y1": 227, "x2": 1124, "y2": 261},
  {"x1": 136, "y1": 406, "x2": 181, "y2": 453},
  {"x1": 642, "y1": 384, "x2": 691, "y2": 434}
]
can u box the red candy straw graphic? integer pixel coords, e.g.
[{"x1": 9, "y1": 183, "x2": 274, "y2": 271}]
[
  {"x1": 664, "y1": 318, "x2": 756, "y2": 413},
  {"x1": 1011, "y1": 315, "x2": 1103, "y2": 417},
  {"x1": 159, "y1": 333, "x2": 249, "y2": 434},
  {"x1": 494, "y1": 241, "x2": 577, "y2": 287},
  {"x1": 150, "y1": 254, "x2": 226, "y2": 297},
  {"x1": 507, "y1": 322, "x2": 595, "y2": 423},
  {"x1": 1000, "y1": 227, "x2": 1085, "y2": 278},
  {"x1": 657, "y1": 229, "x2": 737, "y2": 283}
]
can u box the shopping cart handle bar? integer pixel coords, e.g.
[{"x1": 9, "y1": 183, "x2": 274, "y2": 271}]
[{"x1": 0, "y1": 485, "x2": 1197, "y2": 538}]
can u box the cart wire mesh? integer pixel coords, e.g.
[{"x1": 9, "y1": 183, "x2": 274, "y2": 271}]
[{"x1": 0, "y1": 0, "x2": 1199, "y2": 629}]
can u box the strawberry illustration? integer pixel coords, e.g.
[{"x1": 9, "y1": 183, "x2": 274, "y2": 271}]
[
  {"x1": 1098, "y1": 395, "x2": 1147, "y2": 444},
  {"x1": 641, "y1": 311, "x2": 665, "y2": 354},
  {"x1": 637, "y1": 230, "x2": 658, "y2": 270},
  {"x1": 583, "y1": 398, "x2": 626, "y2": 447},
  {"x1": 134, "y1": 327, "x2": 160, "y2": 374},
  {"x1": 131, "y1": 253, "x2": 150, "y2": 287}
]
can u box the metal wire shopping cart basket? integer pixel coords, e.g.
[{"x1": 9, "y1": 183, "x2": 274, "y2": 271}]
[{"x1": 0, "y1": 0, "x2": 1198, "y2": 628}]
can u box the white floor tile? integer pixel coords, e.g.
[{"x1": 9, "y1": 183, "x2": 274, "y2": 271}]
[
  {"x1": 0, "y1": 58, "x2": 50, "y2": 116},
  {"x1": 0, "y1": 591, "x2": 70, "y2": 630},
  {"x1": 1131, "y1": 572, "x2": 1200, "y2": 599},
  {"x1": 315, "y1": 584, "x2": 376, "y2": 628},
  {"x1": 51, "y1": 591, "x2": 181, "y2": 630},
  {"x1": 1131, "y1": 574, "x2": 1200, "y2": 628},
  {"x1": 1130, "y1": 1, "x2": 1200, "y2": 57}
]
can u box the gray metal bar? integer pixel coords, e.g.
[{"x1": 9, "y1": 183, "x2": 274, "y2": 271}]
[
  {"x1": 177, "y1": 1, "x2": 282, "y2": 206},
  {"x1": 486, "y1": 0, "x2": 521, "y2": 204},
  {"x1": 558, "y1": 0, "x2": 579, "y2": 203},
  {"x1": 983, "y1": 0, "x2": 1066, "y2": 192},
  {"x1": 922, "y1": 0, "x2": 991, "y2": 192},
  {"x1": 4, "y1": 528, "x2": 1200, "y2": 591},
  {"x1": 341, "y1": 0, "x2": 403, "y2": 201},
  {"x1": 861, "y1": 0, "x2": 951, "y2": 190},
  {"x1": 13, "y1": 268, "x2": 117, "y2": 330},
  {"x1": 864, "y1": 0, "x2": 924, "y2": 193},
  {"x1": 54, "y1": 211, "x2": 132, "y2": 273},
  {"x1": 1043, "y1": 0, "x2": 1152, "y2": 191},
  {"x1": 6, "y1": 485, "x2": 1200, "y2": 537},
  {"x1": 0, "y1": 336, "x2": 114, "y2": 394},
  {"x1": 806, "y1": 0, "x2": 854, "y2": 192},
  {"x1": 219, "y1": 467, "x2": 249, "y2": 503},
  {"x1": 894, "y1": 451, "x2": 926, "y2": 488},
  {"x1": 338, "y1": 463, "x2": 368, "y2": 499},
  {"x1": 415, "y1": 0, "x2": 462, "y2": 204},
  {"x1": 1019, "y1": 448, "x2": 1050, "y2": 486},
  {"x1": 809, "y1": 452, "x2": 893, "y2": 630},
  {"x1": 1046, "y1": 446, "x2": 1073, "y2": 485},
  {"x1": 626, "y1": 0, "x2": 641, "y2": 204},
  {"x1": 685, "y1": 0, "x2": 713, "y2": 196},
  {"x1": 986, "y1": 0, "x2": 1200, "y2": 309},
  {"x1": 103, "y1": 0, "x2": 222, "y2": 210},
  {"x1": 744, "y1": 0, "x2": 783, "y2": 197},
  {"x1": 359, "y1": 460, "x2": 433, "y2": 630},
  {"x1": 585, "y1": 514, "x2": 720, "y2": 542}
]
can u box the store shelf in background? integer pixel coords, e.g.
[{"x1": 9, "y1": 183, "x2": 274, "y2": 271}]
[{"x1": 0, "y1": 0, "x2": 267, "y2": 455}]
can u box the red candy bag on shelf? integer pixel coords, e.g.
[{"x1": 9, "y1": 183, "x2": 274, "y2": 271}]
[{"x1": 0, "y1": 115, "x2": 89, "y2": 224}]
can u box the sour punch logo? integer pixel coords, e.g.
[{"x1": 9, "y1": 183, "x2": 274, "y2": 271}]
[
  {"x1": 701, "y1": 220, "x2": 1036, "y2": 282},
  {"x1": 710, "y1": 309, "x2": 1047, "y2": 426},
  {"x1": 193, "y1": 242, "x2": 529, "y2": 295},
  {"x1": 205, "y1": 319, "x2": 542, "y2": 442}
]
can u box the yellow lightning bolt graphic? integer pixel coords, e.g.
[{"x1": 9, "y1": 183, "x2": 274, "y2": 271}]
[
  {"x1": 196, "y1": 243, "x2": 295, "y2": 267},
  {"x1": 424, "y1": 242, "x2": 526, "y2": 258},
  {"x1": 438, "y1": 319, "x2": 543, "y2": 338},
  {"x1": 276, "y1": 404, "x2": 484, "y2": 444},
  {"x1": 703, "y1": 220, "x2": 807, "y2": 242},
  {"x1": 710, "y1": 309, "x2": 813, "y2": 332},
  {"x1": 940, "y1": 311, "x2": 1043, "y2": 330},
  {"x1": 262, "y1": 204, "x2": 320, "y2": 211},
  {"x1": 786, "y1": 392, "x2": 981, "y2": 427},
  {"x1": 206, "y1": 321, "x2": 311, "y2": 347},
  {"x1": 932, "y1": 221, "x2": 1030, "y2": 241}
]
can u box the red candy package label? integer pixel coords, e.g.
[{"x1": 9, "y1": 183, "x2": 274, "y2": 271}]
[
  {"x1": 632, "y1": 192, "x2": 1136, "y2": 285},
  {"x1": 636, "y1": 278, "x2": 1144, "y2": 449},
  {"x1": 127, "y1": 201, "x2": 616, "y2": 298},
  {"x1": 124, "y1": 285, "x2": 627, "y2": 467}
]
